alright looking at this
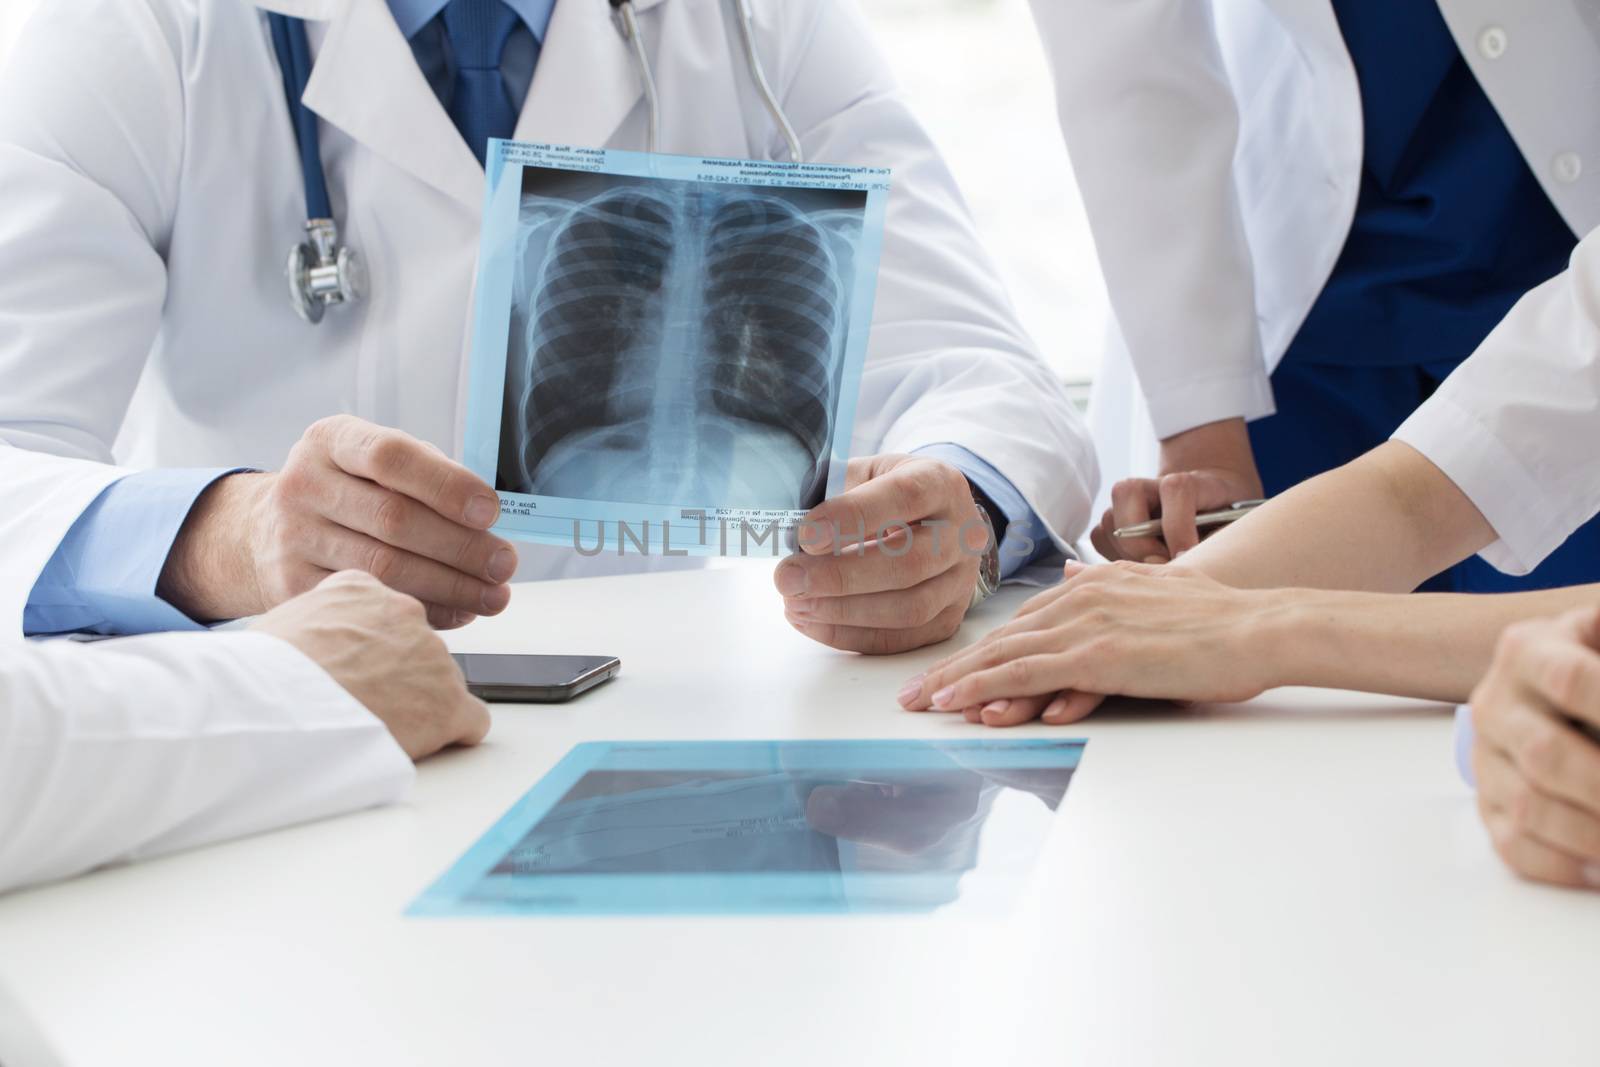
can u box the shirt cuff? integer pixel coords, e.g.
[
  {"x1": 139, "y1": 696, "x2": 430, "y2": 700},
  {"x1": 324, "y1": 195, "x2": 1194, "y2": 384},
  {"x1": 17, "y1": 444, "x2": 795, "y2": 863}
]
[
  {"x1": 23, "y1": 468, "x2": 245, "y2": 636},
  {"x1": 913, "y1": 444, "x2": 1054, "y2": 578},
  {"x1": 1392, "y1": 396, "x2": 1566, "y2": 577},
  {"x1": 1142, "y1": 368, "x2": 1277, "y2": 441},
  {"x1": 1454, "y1": 705, "x2": 1477, "y2": 789}
]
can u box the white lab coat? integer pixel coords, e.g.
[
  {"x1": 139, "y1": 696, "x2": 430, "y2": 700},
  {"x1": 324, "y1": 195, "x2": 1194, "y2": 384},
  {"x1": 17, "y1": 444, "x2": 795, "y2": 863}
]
[
  {"x1": 1029, "y1": 0, "x2": 1600, "y2": 499},
  {"x1": 1392, "y1": 225, "x2": 1600, "y2": 576},
  {"x1": 0, "y1": 626, "x2": 412, "y2": 895},
  {"x1": 0, "y1": 0, "x2": 1096, "y2": 605}
]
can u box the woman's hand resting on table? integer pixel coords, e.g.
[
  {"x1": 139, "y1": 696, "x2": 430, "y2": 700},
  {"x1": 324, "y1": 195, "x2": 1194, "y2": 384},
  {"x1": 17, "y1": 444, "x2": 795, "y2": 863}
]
[{"x1": 897, "y1": 560, "x2": 1287, "y2": 727}]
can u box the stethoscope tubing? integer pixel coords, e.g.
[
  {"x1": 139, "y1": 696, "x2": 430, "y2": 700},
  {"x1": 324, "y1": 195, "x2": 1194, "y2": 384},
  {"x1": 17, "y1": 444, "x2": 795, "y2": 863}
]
[{"x1": 268, "y1": 0, "x2": 809, "y2": 322}]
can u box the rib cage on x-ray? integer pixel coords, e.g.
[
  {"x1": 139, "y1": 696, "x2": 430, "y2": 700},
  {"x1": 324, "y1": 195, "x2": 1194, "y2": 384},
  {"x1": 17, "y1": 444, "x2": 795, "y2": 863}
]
[{"x1": 508, "y1": 181, "x2": 860, "y2": 508}]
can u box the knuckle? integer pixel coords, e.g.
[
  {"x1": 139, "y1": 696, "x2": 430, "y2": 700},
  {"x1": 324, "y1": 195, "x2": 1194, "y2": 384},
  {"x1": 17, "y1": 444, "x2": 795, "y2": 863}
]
[
  {"x1": 450, "y1": 571, "x2": 481, "y2": 608},
  {"x1": 906, "y1": 587, "x2": 940, "y2": 627},
  {"x1": 809, "y1": 560, "x2": 844, "y2": 597},
  {"x1": 904, "y1": 464, "x2": 946, "y2": 513},
  {"x1": 863, "y1": 627, "x2": 899, "y2": 656},
  {"x1": 373, "y1": 493, "x2": 410, "y2": 541},
  {"x1": 366, "y1": 432, "x2": 410, "y2": 476},
  {"x1": 451, "y1": 531, "x2": 483, "y2": 572},
  {"x1": 1506, "y1": 784, "x2": 1537, "y2": 832},
  {"x1": 276, "y1": 454, "x2": 317, "y2": 498},
  {"x1": 983, "y1": 635, "x2": 1010, "y2": 667},
  {"x1": 329, "y1": 567, "x2": 375, "y2": 589},
  {"x1": 1497, "y1": 622, "x2": 1532, "y2": 659},
  {"x1": 1519, "y1": 724, "x2": 1564, "y2": 781},
  {"x1": 1544, "y1": 653, "x2": 1585, "y2": 709},
  {"x1": 932, "y1": 604, "x2": 965, "y2": 640},
  {"x1": 304, "y1": 414, "x2": 345, "y2": 447},
  {"x1": 364, "y1": 542, "x2": 404, "y2": 585},
  {"x1": 1003, "y1": 657, "x2": 1033, "y2": 688}
]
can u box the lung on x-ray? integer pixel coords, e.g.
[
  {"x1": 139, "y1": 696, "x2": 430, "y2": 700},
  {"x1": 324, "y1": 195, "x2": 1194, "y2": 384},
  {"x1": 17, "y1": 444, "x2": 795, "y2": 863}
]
[
  {"x1": 463, "y1": 142, "x2": 889, "y2": 552},
  {"x1": 500, "y1": 171, "x2": 865, "y2": 510}
]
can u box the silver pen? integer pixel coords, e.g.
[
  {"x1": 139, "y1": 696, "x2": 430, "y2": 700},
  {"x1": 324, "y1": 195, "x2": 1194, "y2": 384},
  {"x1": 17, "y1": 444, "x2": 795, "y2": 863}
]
[{"x1": 1113, "y1": 499, "x2": 1267, "y2": 540}]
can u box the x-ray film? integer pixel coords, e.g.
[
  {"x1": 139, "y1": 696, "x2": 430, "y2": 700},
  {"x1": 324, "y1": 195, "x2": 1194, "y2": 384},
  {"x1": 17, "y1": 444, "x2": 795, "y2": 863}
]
[
  {"x1": 409, "y1": 739, "x2": 1085, "y2": 917},
  {"x1": 462, "y1": 141, "x2": 891, "y2": 555}
]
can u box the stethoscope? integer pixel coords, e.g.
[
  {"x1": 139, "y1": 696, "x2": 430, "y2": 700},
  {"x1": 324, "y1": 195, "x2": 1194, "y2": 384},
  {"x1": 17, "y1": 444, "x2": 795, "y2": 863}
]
[
  {"x1": 268, "y1": 13, "x2": 364, "y2": 324},
  {"x1": 609, "y1": 0, "x2": 804, "y2": 165},
  {"x1": 266, "y1": 1, "x2": 804, "y2": 324}
]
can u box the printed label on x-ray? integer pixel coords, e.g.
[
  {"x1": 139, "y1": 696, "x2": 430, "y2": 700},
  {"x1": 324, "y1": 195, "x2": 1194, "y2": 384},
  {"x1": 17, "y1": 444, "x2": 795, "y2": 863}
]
[{"x1": 462, "y1": 139, "x2": 890, "y2": 556}]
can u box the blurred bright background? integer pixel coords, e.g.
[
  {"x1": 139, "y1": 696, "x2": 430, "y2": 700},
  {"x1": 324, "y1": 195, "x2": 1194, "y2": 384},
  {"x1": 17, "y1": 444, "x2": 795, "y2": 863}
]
[{"x1": 0, "y1": 0, "x2": 1104, "y2": 386}]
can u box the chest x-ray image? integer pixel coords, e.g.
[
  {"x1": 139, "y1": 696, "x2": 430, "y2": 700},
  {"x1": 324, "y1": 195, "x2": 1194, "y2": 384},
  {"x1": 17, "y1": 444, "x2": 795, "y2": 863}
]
[
  {"x1": 462, "y1": 142, "x2": 890, "y2": 553},
  {"x1": 409, "y1": 739, "x2": 1085, "y2": 916}
]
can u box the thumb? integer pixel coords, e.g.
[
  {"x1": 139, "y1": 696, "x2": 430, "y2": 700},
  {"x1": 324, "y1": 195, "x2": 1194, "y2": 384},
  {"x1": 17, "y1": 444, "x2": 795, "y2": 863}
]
[{"x1": 1569, "y1": 603, "x2": 1600, "y2": 652}]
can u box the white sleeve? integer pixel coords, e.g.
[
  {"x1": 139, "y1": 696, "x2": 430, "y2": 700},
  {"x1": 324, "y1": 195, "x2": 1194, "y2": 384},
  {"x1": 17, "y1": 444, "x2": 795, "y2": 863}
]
[
  {"x1": 0, "y1": 631, "x2": 414, "y2": 894},
  {"x1": 0, "y1": 446, "x2": 130, "y2": 634},
  {"x1": 1393, "y1": 229, "x2": 1600, "y2": 576},
  {"x1": 0, "y1": 0, "x2": 180, "y2": 461},
  {"x1": 758, "y1": 0, "x2": 1098, "y2": 551},
  {"x1": 1028, "y1": 0, "x2": 1272, "y2": 439}
]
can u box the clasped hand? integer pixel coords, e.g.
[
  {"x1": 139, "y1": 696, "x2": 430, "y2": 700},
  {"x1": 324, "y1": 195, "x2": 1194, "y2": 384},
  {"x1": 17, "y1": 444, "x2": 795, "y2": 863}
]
[{"x1": 898, "y1": 560, "x2": 1281, "y2": 726}]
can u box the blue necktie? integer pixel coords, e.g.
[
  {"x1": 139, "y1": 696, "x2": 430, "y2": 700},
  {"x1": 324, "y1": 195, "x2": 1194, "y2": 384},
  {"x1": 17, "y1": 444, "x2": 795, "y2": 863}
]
[{"x1": 443, "y1": 0, "x2": 521, "y2": 166}]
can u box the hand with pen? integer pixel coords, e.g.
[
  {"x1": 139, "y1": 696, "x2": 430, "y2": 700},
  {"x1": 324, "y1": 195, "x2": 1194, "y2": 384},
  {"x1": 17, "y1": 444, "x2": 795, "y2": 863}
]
[{"x1": 1091, "y1": 418, "x2": 1264, "y2": 563}]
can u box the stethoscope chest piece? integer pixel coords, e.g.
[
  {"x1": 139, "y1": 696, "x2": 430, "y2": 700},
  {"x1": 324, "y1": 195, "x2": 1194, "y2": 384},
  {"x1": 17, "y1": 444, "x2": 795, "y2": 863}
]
[{"x1": 287, "y1": 218, "x2": 365, "y2": 325}]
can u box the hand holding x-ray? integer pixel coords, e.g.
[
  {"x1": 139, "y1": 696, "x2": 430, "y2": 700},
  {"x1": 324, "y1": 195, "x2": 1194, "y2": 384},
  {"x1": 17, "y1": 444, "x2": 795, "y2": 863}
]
[{"x1": 777, "y1": 453, "x2": 988, "y2": 654}]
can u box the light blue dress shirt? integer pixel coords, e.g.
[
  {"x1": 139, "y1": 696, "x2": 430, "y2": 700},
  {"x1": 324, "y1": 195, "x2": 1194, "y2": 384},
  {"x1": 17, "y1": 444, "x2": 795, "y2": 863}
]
[
  {"x1": 23, "y1": 468, "x2": 241, "y2": 635},
  {"x1": 1454, "y1": 706, "x2": 1476, "y2": 788},
  {"x1": 914, "y1": 444, "x2": 1053, "y2": 576},
  {"x1": 20, "y1": 0, "x2": 1051, "y2": 635}
]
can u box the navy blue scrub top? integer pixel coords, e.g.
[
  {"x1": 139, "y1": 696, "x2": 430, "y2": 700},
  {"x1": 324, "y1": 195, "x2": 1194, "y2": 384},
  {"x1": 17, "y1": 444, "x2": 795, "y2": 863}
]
[
  {"x1": 1251, "y1": 1, "x2": 1587, "y2": 593},
  {"x1": 1282, "y1": 0, "x2": 1576, "y2": 370}
]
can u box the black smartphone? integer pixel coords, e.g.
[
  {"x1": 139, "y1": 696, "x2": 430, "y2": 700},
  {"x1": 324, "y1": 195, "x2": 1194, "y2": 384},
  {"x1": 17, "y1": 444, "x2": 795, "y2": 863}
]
[{"x1": 451, "y1": 653, "x2": 620, "y2": 703}]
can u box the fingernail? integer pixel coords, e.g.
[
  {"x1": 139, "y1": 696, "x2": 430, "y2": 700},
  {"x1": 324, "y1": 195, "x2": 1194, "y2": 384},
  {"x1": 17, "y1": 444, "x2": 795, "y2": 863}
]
[
  {"x1": 786, "y1": 597, "x2": 814, "y2": 616},
  {"x1": 465, "y1": 495, "x2": 500, "y2": 527},
  {"x1": 931, "y1": 686, "x2": 956, "y2": 709},
  {"x1": 481, "y1": 584, "x2": 511, "y2": 613},
  {"x1": 453, "y1": 611, "x2": 475, "y2": 627},
  {"x1": 1584, "y1": 863, "x2": 1600, "y2": 888},
  {"x1": 487, "y1": 547, "x2": 517, "y2": 583},
  {"x1": 981, "y1": 700, "x2": 1011, "y2": 721},
  {"x1": 897, "y1": 674, "x2": 925, "y2": 707},
  {"x1": 775, "y1": 564, "x2": 809, "y2": 598},
  {"x1": 798, "y1": 522, "x2": 835, "y2": 554}
]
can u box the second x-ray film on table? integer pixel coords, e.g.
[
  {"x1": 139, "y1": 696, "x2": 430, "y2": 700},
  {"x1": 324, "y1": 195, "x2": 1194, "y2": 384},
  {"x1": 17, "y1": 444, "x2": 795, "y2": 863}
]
[{"x1": 463, "y1": 141, "x2": 890, "y2": 554}]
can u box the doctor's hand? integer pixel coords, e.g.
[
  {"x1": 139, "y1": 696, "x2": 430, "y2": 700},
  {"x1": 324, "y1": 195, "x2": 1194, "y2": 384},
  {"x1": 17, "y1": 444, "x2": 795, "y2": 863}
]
[
  {"x1": 1092, "y1": 418, "x2": 1263, "y2": 564},
  {"x1": 776, "y1": 454, "x2": 988, "y2": 655},
  {"x1": 252, "y1": 571, "x2": 491, "y2": 760},
  {"x1": 1469, "y1": 607, "x2": 1600, "y2": 891},
  {"x1": 159, "y1": 415, "x2": 517, "y2": 629},
  {"x1": 898, "y1": 560, "x2": 1280, "y2": 726}
]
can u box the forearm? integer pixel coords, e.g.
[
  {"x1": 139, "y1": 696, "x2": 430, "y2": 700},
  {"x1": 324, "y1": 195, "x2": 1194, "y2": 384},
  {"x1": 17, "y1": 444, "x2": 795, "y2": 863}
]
[
  {"x1": 0, "y1": 633, "x2": 411, "y2": 893},
  {"x1": 1184, "y1": 441, "x2": 1496, "y2": 592},
  {"x1": 1259, "y1": 584, "x2": 1600, "y2": 703}
]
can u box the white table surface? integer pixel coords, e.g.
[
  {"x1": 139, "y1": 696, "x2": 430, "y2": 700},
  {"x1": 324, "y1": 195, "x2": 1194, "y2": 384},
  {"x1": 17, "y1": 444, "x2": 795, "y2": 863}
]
[{"x1": 0, "y1": 565, "x2": 1595, "y2": 1066}]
